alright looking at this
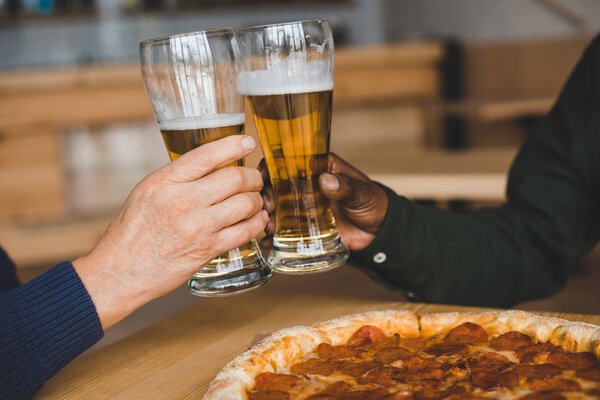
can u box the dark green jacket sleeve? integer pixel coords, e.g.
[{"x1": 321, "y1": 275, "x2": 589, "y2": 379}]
[{"x1": 352, "y1": 35, "x2": 600, "y2": 308}]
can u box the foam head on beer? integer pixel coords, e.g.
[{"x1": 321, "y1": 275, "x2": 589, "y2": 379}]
[
  {"x1": 237, "y1": 58, "x2": 333, "y2": 96},
  {"x1": 159, "y1": 113, "x2": 245, "y2": 162},
  {"x1": 158, "y1": 113, "x2": 245, "y2": 132}
]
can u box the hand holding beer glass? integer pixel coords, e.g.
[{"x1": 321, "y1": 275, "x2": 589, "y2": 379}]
[
  {"x1": 140, "y1": 29, "x2": 272, "y2": 296},
  {"x1": 237, "y1": 20, "x2": 350, "y2": 273}
]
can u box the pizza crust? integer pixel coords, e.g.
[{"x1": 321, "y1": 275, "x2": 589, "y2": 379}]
[
  {"x1": 421, "y1": 310, "x2": 600, "y2": 357},
  {"x1": 314, "y1": 310, "x2": 420, "y2": 345},
  {"x1": 204, "y1": 326, "x2": 327, "y2": 400},
  {"x1": 204, "y1": 310, "x2": 600, "y2": 399}
]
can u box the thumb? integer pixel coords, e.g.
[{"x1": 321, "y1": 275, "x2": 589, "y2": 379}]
[{"x1": 319, "y1": 173, "x2": 374, "y2": 210}]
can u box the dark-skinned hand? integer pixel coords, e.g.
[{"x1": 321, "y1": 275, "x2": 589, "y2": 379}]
[{"x1": 259, "y1": 153, "x2": 388, "y2": 252}]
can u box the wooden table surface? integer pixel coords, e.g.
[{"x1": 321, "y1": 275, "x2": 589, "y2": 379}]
[{"x1": 35, "y1": 267, "x2": 600, "y2": 400}]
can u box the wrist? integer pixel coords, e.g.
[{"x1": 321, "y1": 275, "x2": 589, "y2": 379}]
[{"x1": 72, "y1": 247, "x2": 147, "y2": 330}]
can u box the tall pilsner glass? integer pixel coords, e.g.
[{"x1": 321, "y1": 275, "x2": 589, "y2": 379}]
[
  {"x1": 237, "y1": 20, "x2": 349, "y2": 274},
  {"x1": 140, "y1": 29, "x2": 272, "y2": 296}
]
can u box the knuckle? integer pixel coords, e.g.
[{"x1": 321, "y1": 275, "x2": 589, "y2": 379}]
[
  {"x1": 198, "y1": 212, "x2": 217, "y2": 233},
  {"x1": 134, "y1": 178, "x2": 161, "y2": 202},
  {"x1": 239, "y1": 192, "x2": 261, "y2": 215},
  {"x1": 249, "y1": 169, "x2": 263, "y2": 188},
  {"x1": 250, "y1": 192, "x2": 263, "y2": 209},
  {"x1": 191, "y1": 150, "x2": 214, "y2": 171},
  {"x1": 241, "y1": 223, "x2": 259, "y2": 243},
  {"x1": 225, "y1": 167, "x2": 245, "y2": 187}
]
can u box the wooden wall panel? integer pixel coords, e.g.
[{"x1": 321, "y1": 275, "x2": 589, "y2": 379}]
[
  {"x1": 0, "y1": 130, "x2": 65, "y2": 221},
  {"x1": 464, "y1": 36, "x2": 591, "y2": 100}
]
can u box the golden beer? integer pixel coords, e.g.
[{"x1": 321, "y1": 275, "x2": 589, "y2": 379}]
[
  {"x1": 241, "y1": 78, "x2": 348, "y2": 272},
  {"x1": 248, "y1": 90, "x2": 338, "y2": 247},
  {"x1": 161, "y1": 115, "x2": 244, "y2": 174},
  {"x1": 159, "y1": 114, "x2": 263, "y2": 280}
]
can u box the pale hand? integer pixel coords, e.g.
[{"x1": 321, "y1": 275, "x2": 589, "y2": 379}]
[{"x1": 73, "y1": 135, "x2": 267, "y2": 330}]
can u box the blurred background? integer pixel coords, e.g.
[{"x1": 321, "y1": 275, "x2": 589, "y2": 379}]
[{"x1": 1, "y1": 0, "x2": 599, "y2": 348}]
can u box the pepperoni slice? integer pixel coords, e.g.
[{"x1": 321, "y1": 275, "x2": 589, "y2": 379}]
[
  {"x1": 253, "y1": 373, "x2": 304, "y2": 391},
  {"x1": 576, "y1": 366, "x2": 600, "y2": 382},
  {"x1": 340, "y1": 389, "x2": 390, "y2": 400},
  {"x1": 248, "y1": 390, "x2": 290, "y2": 400},
  {"x1": 440, "y1": 385, "x2": 467, "y2": 399},
  {"x1": 469, "y1": 353, "x2": 518, "y2": 389},
  {"x1": 290, "y1": 358, "x2": 336, "y2": 376},
  {"x1": 305, "y1": 395, "x2": 337, "y2": 400},
  {"x1": 443, "y1": 322, "x2": 488, "y2": 345},
  {"x1": 413, "y1": 383, "x2": 466, "y2": 400},
  {"x1": 468, "y1": 352, "x2": 512, "y2": 373},
  {"x1": 516, "y1": 343, "x2": 561, "y2": 363},
  {"x1": 402, "y1": 356, "x2": 445, "y2": 379},
  {"x1": 530, "y1": 376, "x2": 581, "y2": 392},
  {"x1": 519, "y1": 391, "x2": 566, "y2": 400},
  {"x1": 472, "y1": 367, "x2": 519, "y2": 390},
  {"x1": 323, "y1": 381, "x2": 351, "y2": 394},
  {"x1": 546, "y1": 351, "x2": 596, "y2": 370},
  {"x1": 489, "y1": 331, "x2": 533, "y2": 351},
  {"x1": 586, "y1": 389, "x2": 600, "y2": 398},
  {"x1": 337, "y1": 360, "x2": 383, "y2": 377},
  {"x1": 516, "y1": 364, "x2": 561, "y2": 380},
  {"x1": 347, "y1": 325, "x2": 388, "y2": 348},
  {"x1": 358, "y1": 367, "x2": 397, "y2": 386},
  {"x1": 395, "y1": 373, "x2": 442, "y2": 388},
  {"x1": 424, "y1": 343, "x2": 468, "y2": 357},
  {"x1": 375, "y1": 346, "x2": 413, "y2": 364},
  {"x1": 317, "y1": 343, "x2": 360, "y2": 360},
  {"x1": 306, "y1": 382, "x2": 351, "y2": 399}
]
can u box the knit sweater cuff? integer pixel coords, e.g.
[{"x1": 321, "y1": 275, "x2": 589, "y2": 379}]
[{"x1": 1, "y1": 262, "x2": 103, "y2": 398}]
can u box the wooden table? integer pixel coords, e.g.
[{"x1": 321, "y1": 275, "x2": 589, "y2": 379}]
[{"x1": 36, "y1": 268, "x2": 600, "y2": 400}]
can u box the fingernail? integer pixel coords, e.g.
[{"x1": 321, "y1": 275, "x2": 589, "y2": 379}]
[
  {"x1": 321, "y1": 173, "x2": 339, "y2": 192},
  {"x1": 241, "y1": 136, "x2": 256, "y2": 150}
]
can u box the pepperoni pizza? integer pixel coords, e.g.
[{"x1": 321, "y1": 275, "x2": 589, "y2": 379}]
[{"x1": 205, "y1": 311, "x2": 600, "y2": 399}]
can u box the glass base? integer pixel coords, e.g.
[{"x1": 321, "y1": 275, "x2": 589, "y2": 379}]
[
  {"x1": 268, "y1": 235, "x2": 349, "y2": 274},
  {"x1": 187, "y1": 241, "x2": 272, "y2": 297}
]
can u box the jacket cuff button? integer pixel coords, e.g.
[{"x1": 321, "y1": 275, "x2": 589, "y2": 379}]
[{"x1": 373, "y1": 252, "x2": 387, "y2": 264}]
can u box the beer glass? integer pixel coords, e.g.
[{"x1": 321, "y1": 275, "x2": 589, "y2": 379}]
[
  {"x1": 237, "y1": 20, "x2": 349, "y2": 274},
  {"x1": 140, "y1": 29, "x2": 272, "y2": 296}
]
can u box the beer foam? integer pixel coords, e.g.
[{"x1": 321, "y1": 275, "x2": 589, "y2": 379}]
[
  {"x1": 159, "y1": 113, "x2": 245, "y2": 131},
  {"x1": 237, "y1": 59, "x2": 333, "y2": 96}
]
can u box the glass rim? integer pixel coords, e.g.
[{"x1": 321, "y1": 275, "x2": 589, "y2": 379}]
[
  {"x1": 238, "y1": 18, "x2": 330, "y2": 33},
  {"x1": 139, "y1": 27, "x2": 236, "y2": 48}
]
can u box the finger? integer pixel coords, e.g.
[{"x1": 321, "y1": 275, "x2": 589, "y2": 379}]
[
  {"x1": 328, "y1": 153, "x2": 370, "y2": 181},
  {"x1": 261, "y1": 186, "x2": 276, "y2": 214},
  {"x1": 197, "y1": 166, "x2": 263, "y2": 205},
  {"x1": 319, "y1": 172, "x2": 375, "y2": 210},
  {"x1": 258, "y1": 158, "x2": 269, "y2": 180},
  {"x1": 208, "y1": 192, "x2": 264, "y2": 231},
  {"x1": 264, "y1": 215, "x2": 275, "y2": 236},
  {"x1": 260, "y1": 236, "x2": 273, "y2": 249},
  {"x1": 163, "y1": 135, "x2": 257, "y2": 183},
  {"x1": 213, "y1": 210, "x2": 268, "y2": 256},
  {"x1": 258, "y1": 158, "x2": 273, "y2": 189}
]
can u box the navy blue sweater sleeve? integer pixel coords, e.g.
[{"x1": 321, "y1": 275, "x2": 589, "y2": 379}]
[
  {"x1": 0, "y1": 247, "x2": 20, "y2": 292},
  {"x1": 0, "y1": 261, "x2": 104, "y2": 400}
]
